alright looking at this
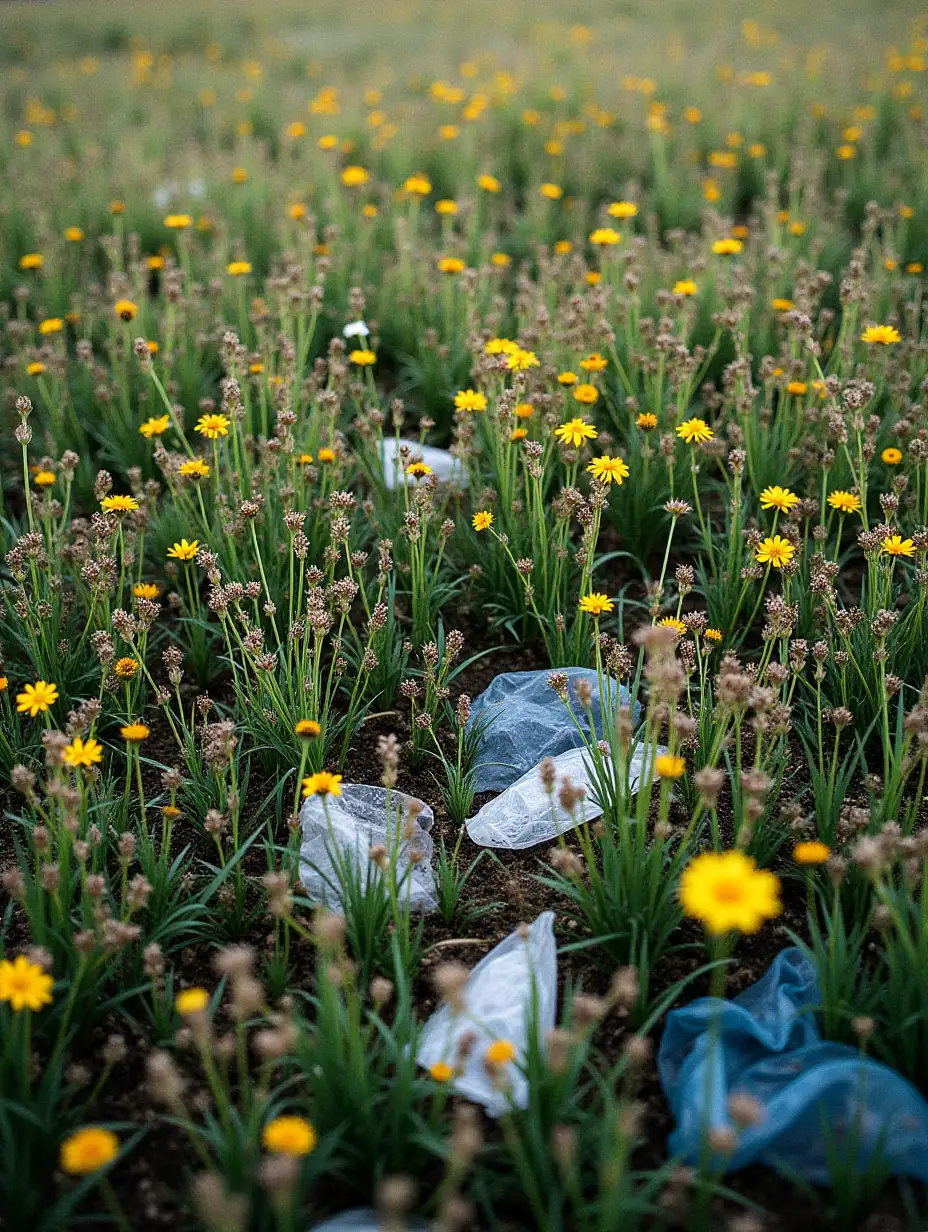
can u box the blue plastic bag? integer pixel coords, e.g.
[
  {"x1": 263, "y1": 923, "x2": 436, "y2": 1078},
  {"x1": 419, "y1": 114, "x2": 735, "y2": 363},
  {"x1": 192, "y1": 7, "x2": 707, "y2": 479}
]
[
  {"x1": 658, "y1": 947, "x2": 928, "y2": 1184},
  {"x1": 467, "y1": 668, "x2": 638, "y2": 793}
]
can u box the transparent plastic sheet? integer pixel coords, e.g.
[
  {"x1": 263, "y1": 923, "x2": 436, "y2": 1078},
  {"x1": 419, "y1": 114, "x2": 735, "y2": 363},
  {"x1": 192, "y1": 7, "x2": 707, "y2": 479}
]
[
  {"x1": 465, "y1": 742, "x2": 660, "y2": 850},
  {"x1": 658, "y1": 947, "x2": 928, "y2": 1184},
  {"x1": 466, "y1": 668, "x2": 638, "y2": 793},
  {"x1": 311, "y1": 1211, "x2": 426, "y2": 1231},
  {"x1": 298, "y1": 785, "x2": 436, "y2": 913},
  {"x1": 416, "y1": 912, "x2": 557, "y2": 1117},
  {"x1": 379, "y1": 438, "x2": 467, "y2": 490}
]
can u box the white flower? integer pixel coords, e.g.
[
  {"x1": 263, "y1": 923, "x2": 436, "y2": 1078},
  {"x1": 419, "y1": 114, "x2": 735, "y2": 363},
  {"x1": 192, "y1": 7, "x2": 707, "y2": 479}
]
[{"x1": 343, "y1": 320, "x2": 370, "y2": 339}]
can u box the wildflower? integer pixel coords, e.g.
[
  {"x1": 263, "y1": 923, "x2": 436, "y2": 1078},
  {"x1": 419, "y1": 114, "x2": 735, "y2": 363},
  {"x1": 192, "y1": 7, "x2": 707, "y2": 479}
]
[
  {"x1": 34, "y1": 470, "x2": 55, "y2": 487},
  {"x1": 406, "y1": 462, "x2": 432, "y2": 478},
  {"x1": 589, "y1": 227, "x2": 622, "y2": 245},
  {"x1": 19, "y1": 253, "x2": 43, "y2": 270},
  {"x1": 555, "y1": 417, "x2": 598, "y2": 447},
  {"x1": 793, "y1": 842, "x2": 831, "y2": 865},
  {"x1": 882, "y1": 534, "x2": 915, "y2": 557},
  {"x1": 515, "y1": 402, "x2": 534, "y2": 419},
  {"x1": 147, "y1": 255, "x2": 165, "y2": 271},
  {"x1": 759, "y1": 485, "x2": 800, "y2": 513},
  {"x1": 680, "y1": 850, "x2": 782, "y2": 935},
  {"x1": 540, "y1": 183, "x2": 563, "y2": 200},
  {"x1": 139, "y1": 415, "x2": 171, "y2": 439},
  {"x1": 288, "y1": 202, "x2": 307, "y2": 220},
  {"x1": 587, "y1": 455, "x2": 630, "y2": 485},
  {"x1": 404, "y1": 173, "x2": 432, "y2": 195},
  {"x1": 437, "y1": 257, "x2": 465, "y2": 274},
  {"x1": 134, "y1": 583, "x2": 160, "y2": 600},
  {"x1": 580, "y1": 352, "x2": 607, "y2": 372},
  {"x1": 477, "y1": 174, "x2": 501, "y2": 192},
  {"x1": 827, "y1": 490, "x2": 862, "y2": 514},
  {"x1": 573, "y1": 384, "x2": 599, "y2": 405},
  {"x1": 712, "y1": 238, "x2": 743, "y2": 255},
  {"x1": 490, "y1": 252, "x2": 511, "y2": 267},
  {"x1": 484, "y1": 337, "x2": 516, "y2": 355},
  {"x1": 673, "y1": 279, "x2": 697, "y2": 296},
  {"x1": 114, "y1": 299, "x2": 138, "y2": 321},
  {"x1": 226, "y1": 261, "x2": 251, "y2": 276},
  {"x1": 27, "y1": 362, "x2": 46, "y2": 376},
  {"x1": 114, "y1": 657, "x2": 138, "y2": 680},
  {"x1": 102, "y1": 495, "x2": 139, "y2": 515},
  {"x1": 585, "y1": 272, "x2": 601, "y2": 285},
  {"x1": 0, "y1": 677, "x2": 7, "y2": 691},
  {"x1": 302, "y1": 771, "x2": 343, "y2": 797},
  {"x1": 705, "y1": 628, "x2": 723, "y2": 643},
  {"x1": 472, "y1": 511, "x2": 494, "y2": 531},
  {"x1": 195, "y1": 413, "x2": 230, "y2": 439},
  {"x1": 64, "y1": 737, "x2": 104, "y2": 769},
  {"x1": 454, "y1": 389, "x2": 487, "y2": 412},
  {"x1": 349, "y1": 349, "x2": 376, "y2": 366},
  {"x1": 785, "y1": 381, "x2": 808, "y2": 396},
  {"x1": 65, "y1": 226, "x2": 84, "y2": 242},
  {"x1": 60, "y1": 1128, "x2": 119, "y2": 1175},
  {"x1": 179, "y1": 459, "x2": 210, "y2": 479},
  {"x1": 263, "y1": 1116, "x2": 317, "y2": 1157},
  {"x1": 16, "y1": 679, "x2": 59, "y2": 717},
  {"x1": 881, "y1": 447, "x2": 903, "y2": 465},
  {"x1": 511, "y1": 427, "x2": 528, "y2": 442},
  {"x1": 637, "y1": 412, "x2": 658, "y2": 430},
  {"x1": 295, "y1": 720, "x2": 322, "y2": 739},
  {"x1": 771, "y1": 297, "x2": 794, "y2": 311},
  {"x1": 608, "y1": 200, "x2": 638, "y2": 219},
  {"x1": 553, "y1": 240, "x2": 573, "y2": 255},
  {"x1": 676, "y1": 417, "x2": 713, "y2": 444},
  {"x1": 578, "y1": 593, "x2": 614, "y2": 616},
  {"x1": 755, "y1": 535, "x2": 795, "y2": 568},
  {"x1": 558, "y1": 371, "x2": 578, "y2": 385},
  {"x1": 485, "y1": 1039, "x2": 517, "y2": 1066},
  {"x1": 429, "y1": 1061, "x2": 454, "y2": 1082},
  {"x1": 836, "y1": 144, "x2": 857, "y2": 160},
  {"x1": 232, "y1": 167, "x2": 248, "y2": 184},
  {"x1": 318, "y1": 448, "x2": 336, "y2": 463},
  {"x1": 120, "y1": 723, "x2": 150, "y2": 742},
  {"x1": 164, "y1": 214, "x2": 192, "y2": 229},
  {"x1": 109, "y1": 200, "x2": 125, "y2": 215},
  {"x1": 39, "y1": 318, "x2": 63, "y2": 335},
  {"x1": 298, "y1": 453, "x2": 314, "y2": 465},
  {"x1": 176, "y1": 987, "x2": 210, "y2": 1016},
  {"x1": 168, "y1": 539, "x2": 199, "y2": 562},
  {"x1": 655, "y1": 754, "x2": 686, "y2": 778},
  {"x1": 860, "y1": 324, "x2": 900, "y2": 345},
  {"x1": 341, "y1": 166, "x2": 369, "y2": 187},
  {"x1": 145, "y1": 341, "x2": 159, "y2": 355},
  {"x1": 658, "y1": 617, "x2": 687, "y2": 636},
  {"x1": 0, "y1": 955, "x2": 54, "y2": 1012},
  {"x1": 506, "y1": 349, "x2": 540, "y2": 371},
  {"x1": 435, "y1": 199, "x2": 458, "y2": 215}
]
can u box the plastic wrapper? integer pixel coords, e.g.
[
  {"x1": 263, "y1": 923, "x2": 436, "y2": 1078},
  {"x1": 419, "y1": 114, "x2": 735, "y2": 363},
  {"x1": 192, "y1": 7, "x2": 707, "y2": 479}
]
[
  {"x1": 311, "y1": 1211, "x2": 426, "y2": 1232},
  {"x1": 467, "y1": 668, "x2": 638, "y2": 793},
  {"x1": 299, "y1": 785, "x2": 436, "y2": 913},
  {"x1": 380, "y1": 438, "x2": 467, "y2": 490},
  {"x1": 658, "y1": 946, "x2": 928, "y2": 1184},
  {"x1": 416, "y1": 912, "x2": 557, "y2": 1117}
]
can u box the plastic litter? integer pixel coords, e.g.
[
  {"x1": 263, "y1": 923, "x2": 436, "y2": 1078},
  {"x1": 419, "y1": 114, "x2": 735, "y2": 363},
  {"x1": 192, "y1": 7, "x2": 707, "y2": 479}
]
[
  {"x1": 417, "y1": 912, "x2": 557, "y2": 1117},
  {"x1": 658, "y1": 946, "x2": 928, "y2": 1184},
  {"x1": 467, "y1": 668, "x2": 638, "y2": 794},
  {"x1": 311, "y1": 1211, "x2": 426, "y2": 1232},
  {"x1": 380, "y1": 438, "x2": 467, "y2": 490},
  {"x1": 465, "y1": 742, "x2": 660, "y2": 850},
  {"x1": 299, "y1": 784, "x2": 436, "y2": 913}
]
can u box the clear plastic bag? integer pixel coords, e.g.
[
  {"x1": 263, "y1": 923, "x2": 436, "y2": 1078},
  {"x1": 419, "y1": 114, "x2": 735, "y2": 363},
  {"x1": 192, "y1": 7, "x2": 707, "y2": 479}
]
[
  {"x1": 466, "y1": 668, "x2": 638, "y2": 793},
  {"x1": 659, "y1": 946, "x2": 928, "y2": 1183},
  {"x1": 299, "y1": 785, "x2": 436, "y2": 913},
  {"x1": 380, "y1": 438, "x2": 467, "y2": 490},
  {"x1": 416, "y1": 912, "x2": 557, "y2": 1117},
  {"x1": 311, "y1": 1211, "x2": 426, "y2": 1232}
]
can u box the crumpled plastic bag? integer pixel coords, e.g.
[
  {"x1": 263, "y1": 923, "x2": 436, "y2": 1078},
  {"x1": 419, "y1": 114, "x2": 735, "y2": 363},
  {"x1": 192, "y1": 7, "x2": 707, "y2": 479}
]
[
  {"x1": 465, "y1": 742, "x2": 660, "y2": 849},
  {"x1": 658, "y1": 946, "x2": 928, "y2": 1184},
  {"x1": 299, "y1": 785, "x2": 436, "y2": 913},
  {"x1": 417, "y1": 912, "x2": 557, "y2": 1117},
  {"x1": 311, "y1": 1211, "x2": 426, "y2": 1232},
  {"x1": 380, "y1": 438, "x2": 467, "y2": 490},
  {"x1": 467, "y1": 668, "x2": 638, "y2": 793}
]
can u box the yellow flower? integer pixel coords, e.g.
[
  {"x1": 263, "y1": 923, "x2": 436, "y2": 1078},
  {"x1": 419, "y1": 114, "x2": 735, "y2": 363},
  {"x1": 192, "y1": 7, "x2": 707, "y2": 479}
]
[
  {"x1": 511, "y1": 427, "x2": 528, "y2": 442},
  {"x1": 318, "y1": 448, "x2": 336, "y2": 463},
  {"x1": 163, "y1": 214, "x2": 192, "y2": 229},
  {"x1": 506, "y1": 349, "x2": 540, "y2": 371},
  {"x1": 195, "y1": 413, "x2": 230, "y2": 439},
  {"x1": 361, "y1": 204, "x2": 378, "y2": 219},
  {"x1": 540, "y1": 183, "x2": 563, "y2": 200},
  {"x1": 101, "y1": 494, "x2": 139, "y2": 514},
  {"x1": 134, "y1": 583, "x2": 160, "y2": 599},
  {"x1": 454, "y1": 389, "x2": 487, "y2": 412},
  {"x1": 515, "y1": 402, "x2": 534, "y2": 419},
  {"x1": 607, "y1": 201, "x2": 638, "y2": 219},
  {"x1": 439, "y1": 124, "x2": 459, "y2": 141},
  {"x1": 705, "y1": 628, "x2": 723, "y2": 643},
  {"x1": 139, "y1": 415, "x2": 171, "y2": 439},
  {"x1": 759, "y1": 485, "x2": 800, "y2": 513},
  {"x1": 60, "y1": 1128, "x2": 119, "y2": 1175},
  {"x1": 114, "y1": 657, "x2": 138, "y2": 680},
  {"x1": 0, "y1": 954, "x2": 54, "y2": 1012},
  {"x1": 286, "y1": 120, "x2": 306, "y2": 139},
  {"x1": 555, "y1": 417, "x2": 597, "y2": 447},
  {"x1": 836, "y1": 144, "x2": 857, "y2": 160},
  {"x1": 341, "y1": 165, "x2": 369, "y2": 187},
  {"x1": 38, "y1": 318, "x2": 63, "y2": 335},
  {"x1": 120, "y1": 723, "x2": 150, "y2": 742},
  {"x1": 147, "y1": 255, "x2": 165, "y2": 271},
  {"x1": 288, "y1": 202, "x2": 307, "y2": 221},
  {"x1": 429, "y1": 1061, "x2": 454, "y2": 1082},
  {"x1": 263, "y1": 1116, "x2": 317, "y2": 1156},
  {"x1": 19, "y1": 253, "x2": 43, "y2": 270},
  {"x1": 64, "y1": 737, "x2": 103, "y2": 768},
  {"x1": 349, "y1": 349, "x2": 376, "y2": 366},
  {"x1": 0, "y1": 676, "x2": 7, "y2": 691},
  {"x1": 683, "y1": 106, "x2": 702, "y2": 123},
  {"x1": 578, "y1": 592, "x2": 614, "y2": 616},
  {"x1": 573, "y1": 384, "x2": 599, "y2": 405},
  {"x1": 881, "y1": 447, "x2": 903, "y2": 465},
  {"x1": 227, "y1": 261, "x2": 252, "y2": 276},
  {"x1": 295, "y1": 719, "x2": 322, "y2": 739},
  {"x1": 637, "y1": 412, "x2": 658, "y2": 430},
  {"x1": 882, "y1": 534, "x2": 915, "y2": 557},
  {"x1": 587, "y1": 455, "x2": 629, "y2": 485},
  {"x1": 176, "y1": 987, "x2": 210, "y2": 1016},
  {"x1": 302, "y1": 771, "x2": 343, "y2": 797},
  {"x1": 27, "y1": 362, "x2": 46, "y2": 376},
  {"x1": 472, "y1": 510, "x2": 494, "y2": 531},
  {"x1": 485, "y1": 1039, "x2": 516, "y2": 1066},
  {"x1": 145, "y1": 341, "x2": 159, "y2": 355},
  {"x1": 658, "y1": 617, "x2": 687, "y2": 637},
  {"x1": 655, "y1": 753, "x2": 686, "y2": 778},
  {"x1": 827, "y1": 490, "x2": 862, "y2": 515},
  {"x1": 168, "y1": 539, "x2": 199, "y2": 562},
  {"x1": 406, "y1": 462, "x2": 432, "y2": 478},
  {"x1": 553, "y1": 240, "x2": 573, "y2": 255},
  {"x1": 680, "y1": 850, "x2": 782, "y2": 935},
  {"x1": 589, "y1": 227, "x2": 621, "y2": 246},
  {"x1": 771, "y1": 297, "x2": 794, "y2": 312},
  {"x1": 793, "y1": 841, "x2": 831, "y2": 865},
  {"x1": 318, "y1": 135, "x2": 338, "y2": 151},
  {"x1": 671, "y1": 278, "x2": 697, "y2": 297},
  {"x1": 490, "y1": 252, "x2": 511, "y2": 267},
  {"x1": 712, "y1": 238, "x2": 743, "y2": 255},
  {"x1": 785, "y1": 381, "x2": 808, "y2": 396},
  {"x1": 437, "y1": 256, "x2": 465, "y2": 275},
  {"x1": 477, "y1": 174, "x2": 501, "y2": 193},
  {"x1": 404, "y1": 173, "x2": 432, "y2": 196},
  {"x1": 755, "y1": 535, "x2": 795, "y2": 568},
  {"x1": 584, "y1": 272, "x2": 601, "y2": 286},
  {"x1": 114, "y1": 299, "x2": 138, "y2": 322},
  {"x1": 232, "y1": 167, "x2": 248, "y2": 184},
  {"x1": 109, "y1": 200, "x2": 125, "y2": 215},
  {"x1": 676, "y1": 418, "x2": 713, "y2": 445},
  {"x1": 861, "y1": 325, "x2": 901, "y2": 345},
  {"x1": 179, "y1": 459, "x2": 210, "y2": 479},
  {"x1": 580, "y1": 353, "x2": 607, "y2": 372},
  {"x1": 34, "y1": 470, "x2": 55, "y2": 487},
  {"x1": 558, "y1": 371, "x2": 578, "y2": 386},
  {"x1": 435, "y1": 199, "x2": 458, "y2": 215}
]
